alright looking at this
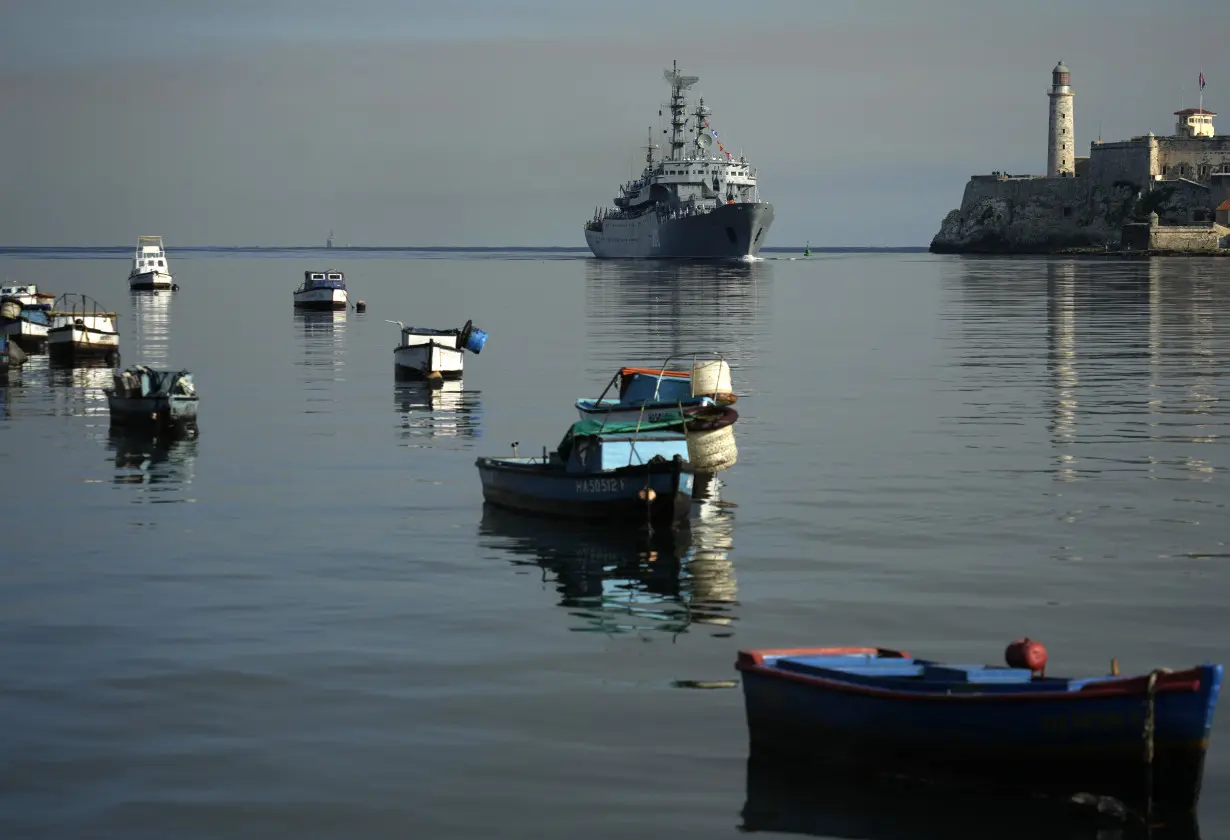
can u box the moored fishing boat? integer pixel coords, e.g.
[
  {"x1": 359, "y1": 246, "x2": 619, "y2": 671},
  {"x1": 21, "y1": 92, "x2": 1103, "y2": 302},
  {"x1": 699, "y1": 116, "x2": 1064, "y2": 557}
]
[
  {"x1": 47, "y1": 294, "x2": 120, "y2": 365},
  {"x1": 475, "y1": 417, "x2": 695, "y2": 525},
  {"x1": 0, "y1": 297, "x2": 51, "y2": 352},
  {"x1": 735, "y1": 641, "x2": 1223, "y2": 818},
  {"x1": 105, "y1": 365, "x2": 199, "y2": 431},
  {"x1": 127, "y1": 235, "x2": 175, "y2": 290},
  {"x1": 0, "y1": 283, "x2": 56, "y2": 310},
  {"x1": 294, "y1": 270, "x2": 349, "y2": 310},
  {"x1": 389, "y1": 319, "x2": 487, "y2": 381},
  {"x1": 577, "y1": 356, "x2": 740, "y2": 473}
]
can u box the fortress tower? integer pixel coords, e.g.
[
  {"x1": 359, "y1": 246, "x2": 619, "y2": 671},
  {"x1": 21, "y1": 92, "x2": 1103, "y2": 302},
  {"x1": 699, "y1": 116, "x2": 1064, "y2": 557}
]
[{"x1": 1047, "y1": 61, "x2": 1075, "y2": 177}]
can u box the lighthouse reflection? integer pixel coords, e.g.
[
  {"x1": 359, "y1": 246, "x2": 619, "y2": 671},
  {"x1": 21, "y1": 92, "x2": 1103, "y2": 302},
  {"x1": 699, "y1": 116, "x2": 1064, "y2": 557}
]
[{"x1": 480, "y1": 494, "x2": 738, "y2": 637}]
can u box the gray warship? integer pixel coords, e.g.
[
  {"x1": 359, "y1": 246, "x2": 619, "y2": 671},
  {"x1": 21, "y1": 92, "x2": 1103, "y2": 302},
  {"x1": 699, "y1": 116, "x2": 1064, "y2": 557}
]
[{"x1": 584, "y1": 61, "x2": 774, "y2": 259}]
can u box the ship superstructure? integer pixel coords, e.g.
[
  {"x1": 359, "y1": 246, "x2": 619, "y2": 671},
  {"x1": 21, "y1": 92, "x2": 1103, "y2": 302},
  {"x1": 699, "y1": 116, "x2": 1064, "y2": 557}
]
[{"x1": 584, "y1": 61, "x2": 774, "y2": 259}]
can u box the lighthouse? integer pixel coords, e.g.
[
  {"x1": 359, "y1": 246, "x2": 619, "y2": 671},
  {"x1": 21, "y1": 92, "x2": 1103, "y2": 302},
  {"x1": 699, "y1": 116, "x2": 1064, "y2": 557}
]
[{"x1": 1047, "y1": 61, "x2": 1075, "y2": 177}]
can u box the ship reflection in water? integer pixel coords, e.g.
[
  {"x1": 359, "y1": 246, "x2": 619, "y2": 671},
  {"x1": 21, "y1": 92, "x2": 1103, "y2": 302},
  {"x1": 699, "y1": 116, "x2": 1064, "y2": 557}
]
[
  {"x1": 130, "y1": 289, "x2": 173, "y2": 368},
  {"x1": 740, "y1": 757, "x2": 1201, "y2": 840},
  {"x1": 106, "y1": 429, "x2": 198, "y2": 502},
  {"x1": 479, "y1": 477, "x2": 737, "y2": 636},
  {"x1": 394, "y1": 380, "x2": 483, "y2": 443},
  {"x1": 296, "y1": 310, "x2": 347, "y2": 417},
  {"x1": 584, "y1": 258, "x2": 768, "y2": 375}
]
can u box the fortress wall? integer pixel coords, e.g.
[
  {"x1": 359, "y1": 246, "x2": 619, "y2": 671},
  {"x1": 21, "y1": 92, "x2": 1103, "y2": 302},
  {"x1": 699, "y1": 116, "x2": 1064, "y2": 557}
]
[
  {"x1": 1150, "y1": 179, "x2": 1214, "y2": 223},
  {"x1": 1088, "y1": 141, "x2": 1151, "y2": 189},
  {"x1": 1157, "y1": 137, "x2": 1230, "y2": 179},
  {"x1": 1212, "y1": 173, "x2": 1230, "y2": 206},
  {"x1": 1149, "y1": 226, "x2": 1221, "y2": 252},
  {"x1": 960, "y1": 176, "x2": 1084, "y2": 214}
]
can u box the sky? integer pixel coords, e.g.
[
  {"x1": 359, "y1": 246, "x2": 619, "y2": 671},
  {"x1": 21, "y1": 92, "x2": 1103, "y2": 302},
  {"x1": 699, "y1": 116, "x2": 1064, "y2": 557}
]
[{"x1": 1, "y1": 0, "x2": 1226, "y2": 247}]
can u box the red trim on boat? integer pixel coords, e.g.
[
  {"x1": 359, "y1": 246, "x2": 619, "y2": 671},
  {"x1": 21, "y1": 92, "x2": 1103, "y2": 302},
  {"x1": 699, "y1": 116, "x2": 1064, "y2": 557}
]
[
  {"x1": 619, "y1": 367, "x2": 690, "y2": 379},
  {"x1": 734, "y1": 648, "x2": 1205, "y2": 702}
]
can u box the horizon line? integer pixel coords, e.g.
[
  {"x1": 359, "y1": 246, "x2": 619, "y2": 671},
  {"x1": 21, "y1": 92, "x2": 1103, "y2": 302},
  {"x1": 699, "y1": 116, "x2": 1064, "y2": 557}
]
[{"x1": 0, "y1": 244, "x2": 930, "y2": 253}]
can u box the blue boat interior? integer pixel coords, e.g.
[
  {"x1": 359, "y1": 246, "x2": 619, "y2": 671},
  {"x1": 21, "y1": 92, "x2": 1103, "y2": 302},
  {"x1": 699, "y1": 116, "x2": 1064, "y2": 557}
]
[
  {"x1": 619, "y1": 372, "x2": 695, "y2": 404},
  {"x1": 767, "y1": 653, "x2": 1131, "y2": 693},
  {"x1": 10, "y1": 307, "x2": 50, "y2": 325},
  {"x1": 577, "y1": 395, "x2": 714, "y2": 412}
]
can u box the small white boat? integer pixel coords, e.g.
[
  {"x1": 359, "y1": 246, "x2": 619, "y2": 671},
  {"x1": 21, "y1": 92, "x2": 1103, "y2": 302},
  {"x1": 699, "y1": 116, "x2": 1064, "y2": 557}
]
[
  {"x1": 47, "y1": 293, "x2": 120, "y2": 364},
  {"x1": 105, "y1": 365, "x2": 199, "y2": 430},
  {"x1": 1, "y1": 282, "x2": 56, "y2": 310},
  {"x1": 128, "y1": 236, "x2": 175, "y2": 290},
  {"x1": 390, "y1": 319, "x2": 488, "y2": 381},
  {"x1": 294, "y1": 270, "x2": 348, "y2": 310}
]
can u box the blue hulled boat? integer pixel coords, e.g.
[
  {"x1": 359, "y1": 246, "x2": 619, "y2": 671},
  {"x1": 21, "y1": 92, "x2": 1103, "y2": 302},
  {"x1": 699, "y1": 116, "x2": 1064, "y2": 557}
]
[
  {"x1": 575, "y1": 359, "x2": 736, "y2": 425},
  {"x1": 736, "y1": 645, "x2": 1222, "y2": 817},
  {"x1": 575, "y1": 366, "x2": 709, "y2": 424},
  {"x1": 475, "y1": 418, "x2": 695, "y2": 525}
]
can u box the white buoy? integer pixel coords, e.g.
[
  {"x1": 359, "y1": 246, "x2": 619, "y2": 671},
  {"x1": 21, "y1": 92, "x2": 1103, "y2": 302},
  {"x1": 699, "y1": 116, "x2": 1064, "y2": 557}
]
[{"x1": 691, "y1": 359, "x2": 734, "y2": 403}]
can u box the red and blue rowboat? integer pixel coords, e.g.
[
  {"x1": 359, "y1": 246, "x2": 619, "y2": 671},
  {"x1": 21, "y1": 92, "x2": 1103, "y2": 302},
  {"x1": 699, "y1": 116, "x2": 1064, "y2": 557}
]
[{"x1": 735, "y1": 646, "x2": 1222, "y2": 817}]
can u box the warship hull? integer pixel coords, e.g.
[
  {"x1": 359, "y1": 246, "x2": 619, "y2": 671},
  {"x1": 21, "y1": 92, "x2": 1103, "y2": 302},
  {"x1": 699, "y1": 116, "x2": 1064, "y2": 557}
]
[{"x1": 586, "y1": 202, "x2": 774, "y2": 259}]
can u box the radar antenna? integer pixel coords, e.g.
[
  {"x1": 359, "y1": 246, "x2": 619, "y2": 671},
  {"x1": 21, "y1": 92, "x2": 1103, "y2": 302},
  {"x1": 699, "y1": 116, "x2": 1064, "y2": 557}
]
[
  {"x1": 664, "y1": 60, "x2": 700, "y2": 161},
  {"x1": 643, "y1": 126, "x2": 659, "y2": 169}
]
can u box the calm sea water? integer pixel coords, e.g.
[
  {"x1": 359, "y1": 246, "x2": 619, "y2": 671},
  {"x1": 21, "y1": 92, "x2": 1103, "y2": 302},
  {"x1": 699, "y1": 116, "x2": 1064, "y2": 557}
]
[{"x1": 1, "y1": 248, "x2": 1227, "y2": 839}]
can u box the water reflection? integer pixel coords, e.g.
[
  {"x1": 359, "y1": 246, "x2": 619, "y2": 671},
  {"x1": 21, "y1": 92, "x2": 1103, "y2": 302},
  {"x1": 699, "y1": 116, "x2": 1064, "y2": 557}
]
[
  {"x1": 296, "y1": 310, "x2": 347, "y2": 371},
  {"x1": 955, "y1": 257, "x2": 1229, "y2": 486},
  {"x1": 739, "y1": 757, "x2": 1200, "y2": 839},
  {"x1": 46, "y1": 365, "x2": 112, "y2": 417},
  {"x1": 584, "y1": 259, "x2": 769, "y2": 382},
  {"x1": 106, "y1": 429, "x2": 197, "y2": 503},
  {"x1": 1046, "y1": 261, "x2": 1079, "y2": 482},
  {"x1": 296, "y1": 310, "x2": 347, "y2": 414},
  {"x1": 129, "y1": 289, "x2": 173, "y2": 367},
  {"x1": 479, "y1": 500, "x2": 738, "y2": 637},
  {"x1": 394, "y1": 381, "x2": 483, "y2": 443}
]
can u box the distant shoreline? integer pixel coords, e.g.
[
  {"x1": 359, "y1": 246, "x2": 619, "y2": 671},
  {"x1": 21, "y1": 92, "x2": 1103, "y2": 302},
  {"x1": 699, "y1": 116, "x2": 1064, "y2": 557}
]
[{"x1": 0, "y1": 245, "x2": 931, "y2": 255}]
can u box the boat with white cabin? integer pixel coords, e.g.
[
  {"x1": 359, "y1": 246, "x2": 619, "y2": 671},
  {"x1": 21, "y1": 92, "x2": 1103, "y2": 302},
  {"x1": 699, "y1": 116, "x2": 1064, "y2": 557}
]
[
  {"x1": 391, "y1": 319, "x2": 488, "y2": 381},
  {"x1": 1, "y1": 283, "x2": 56, "y2": 310},
  {"x1": 47, "y1": 293, "x2": 120, "y2": 365},
  {"x1": 294, "y1": 270, "x2": 349, "y2": 310},
  {"x1": 128, "y1": 236, "x2": 175, "y2": 290}
]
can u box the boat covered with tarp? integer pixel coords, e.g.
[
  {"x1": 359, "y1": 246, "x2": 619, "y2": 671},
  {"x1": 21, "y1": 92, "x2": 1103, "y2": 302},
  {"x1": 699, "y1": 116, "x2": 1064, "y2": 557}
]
[{"x1": 105, "y1": 365, "x2": 199, "y2": 429}]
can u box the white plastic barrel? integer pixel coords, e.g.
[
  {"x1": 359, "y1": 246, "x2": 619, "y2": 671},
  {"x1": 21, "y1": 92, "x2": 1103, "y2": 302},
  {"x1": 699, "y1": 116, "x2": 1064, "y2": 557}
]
[{"x1": 691, "y1": 359, "x2": 734, "y2": 402}]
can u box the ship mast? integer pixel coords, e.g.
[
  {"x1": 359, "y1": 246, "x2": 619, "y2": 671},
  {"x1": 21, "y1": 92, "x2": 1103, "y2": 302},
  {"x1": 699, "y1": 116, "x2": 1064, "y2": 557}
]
[
  {"x1": 643, "y1": 125, "x2": 658, "y2": 172},
  {"x1": 664, "y1": 60, "x2": 699, "y2": 161},
  {"x1": 692, "y1": 97, "x2": 712, "y2": 158}
]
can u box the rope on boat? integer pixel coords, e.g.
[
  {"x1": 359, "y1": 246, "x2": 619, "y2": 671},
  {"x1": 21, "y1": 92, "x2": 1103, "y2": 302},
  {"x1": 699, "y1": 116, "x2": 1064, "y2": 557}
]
[{"x1": 1141, "y1": 667, "x2": 1172, "y2": 826}]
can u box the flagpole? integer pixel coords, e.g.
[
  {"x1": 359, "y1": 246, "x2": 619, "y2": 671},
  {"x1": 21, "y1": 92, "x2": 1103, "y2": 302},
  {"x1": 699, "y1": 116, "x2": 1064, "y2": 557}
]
[{"x1": 1198, "y1": 69, "x2": 1203, "y2": 113}]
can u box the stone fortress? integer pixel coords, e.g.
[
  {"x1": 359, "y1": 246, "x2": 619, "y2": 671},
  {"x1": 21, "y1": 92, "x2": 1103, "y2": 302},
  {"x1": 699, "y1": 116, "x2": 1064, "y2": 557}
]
[{"x1": 931, "y1": 62, "x2": 1230, "y2": 253}]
